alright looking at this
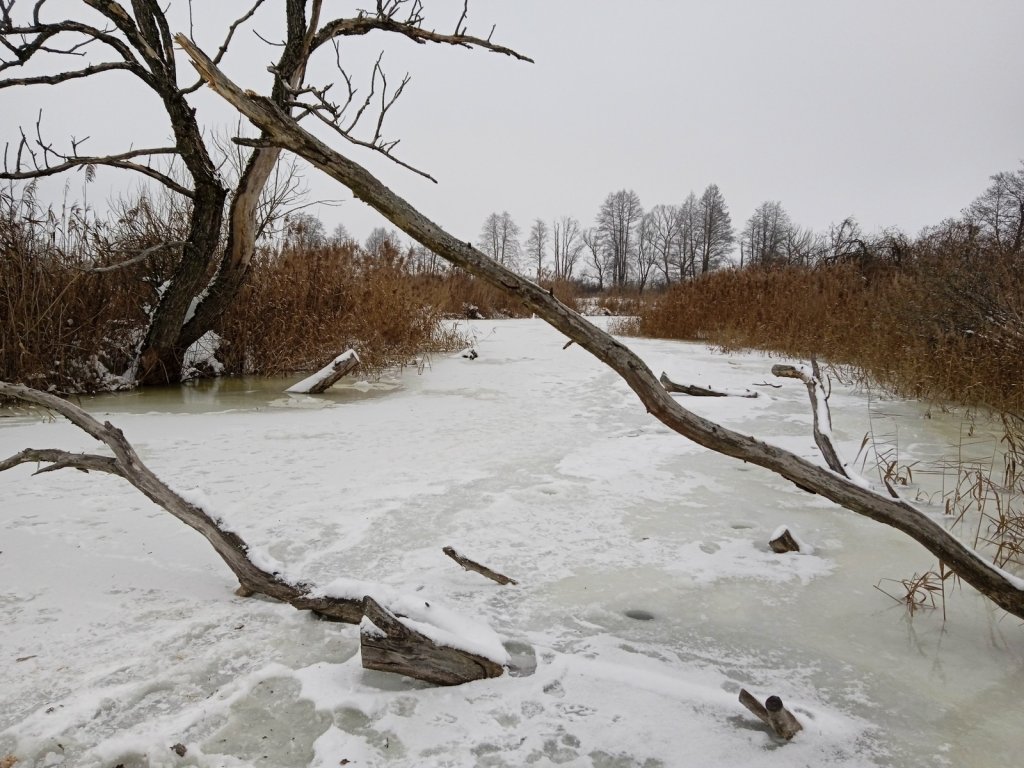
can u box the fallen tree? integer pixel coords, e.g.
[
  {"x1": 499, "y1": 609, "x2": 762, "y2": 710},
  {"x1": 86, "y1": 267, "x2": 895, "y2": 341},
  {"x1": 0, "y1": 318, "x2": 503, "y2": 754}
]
[{"x1": 173, "y1": 34, "x2": 1024, "y2": 621}]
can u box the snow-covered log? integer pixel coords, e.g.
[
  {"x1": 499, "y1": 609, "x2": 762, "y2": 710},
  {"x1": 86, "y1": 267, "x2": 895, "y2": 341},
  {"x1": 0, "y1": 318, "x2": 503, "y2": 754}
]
[
  {"x1": 443, "y1": 546, "x2": 518, "y2": 585},
  {"x1": 360, "y1": 596, "x2": 506, "y2": 685},
  {"x1": 0, "y1": 382, "x2": 364, "y2": 624},
  {"x1": 660, "y1": 372, "x2": 758, "y2": 398},
  {"x1": 738, "y1": 688, "x2": 803, "y2": 741},
  {"x1": 286, "y1": 349, "x2": 360, "y2": 394}
]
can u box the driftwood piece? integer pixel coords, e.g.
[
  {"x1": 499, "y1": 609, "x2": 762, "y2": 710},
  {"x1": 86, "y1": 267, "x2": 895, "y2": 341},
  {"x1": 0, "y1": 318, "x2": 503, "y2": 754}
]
[
  {"x1": 738, "y1": 688, "x2": 803, "y2": 741},
  {"x1": 769, "y1": 527, "x2": 801, "y2": 553},
  {"x1": 360, "y1": 596, "x2": 505, "y2": 685},
  {"x1": 443, "y1": 546, "x2": 518, "y2": 585},
  {"x1": 0, "y1": 382, "x2": 364, "y2": 624},
  {"x1": 660, "y1": 372, "x2": 758, "y2": 398},
  {"x1": 286, "y1": 349, "x2": 360, "y2": 394}
]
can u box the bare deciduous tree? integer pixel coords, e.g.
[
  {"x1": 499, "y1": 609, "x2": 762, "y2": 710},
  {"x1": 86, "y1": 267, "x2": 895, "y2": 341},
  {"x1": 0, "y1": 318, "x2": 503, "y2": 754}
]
[
  {"x1": 525, "y1": 218, "x2": 549, "y2": 280},
  {"x1": 551, "y1": 215, "x2": 583, "y2": 281},
  {"x1": 696, "y1": 183, "x2": 735, "y2": 274},
  {"x1": 596, "y1": 189, "x2": 643, "y2": 288},
  {"x1": 741, "y1": 200, "x2": 791, "y2": 267},
  {"x1": 967, "y1": 161, "x2": 1024, "y2": 253},
  {"x1": 0, "y1": 0, "x2": 529, "y2": 385},
  {"x1": 478, "y1": 211, "x2": 522, "y2": 271}
]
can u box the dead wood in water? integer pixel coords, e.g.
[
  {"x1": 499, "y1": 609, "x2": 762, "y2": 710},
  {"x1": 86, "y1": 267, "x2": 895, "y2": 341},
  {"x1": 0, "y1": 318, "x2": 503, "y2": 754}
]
[
  {"x1": 769, "y1": 527, "x2": 801, "y2": 553},
  {"x1": 443, "y1": 546, "x2": 518, "y2": 585},
  {"x1": 360, "y1": 596, "x2": 505, "y2": 685},
  {"x1": 286, "y1": 349, "x2": 360, "y2": 394},
  {"x1": 660, "y1": 372, "x2": 758, "y2": 398},
  {"x1": 738, "y1": 688, "x2": 803, "y2": 741}
]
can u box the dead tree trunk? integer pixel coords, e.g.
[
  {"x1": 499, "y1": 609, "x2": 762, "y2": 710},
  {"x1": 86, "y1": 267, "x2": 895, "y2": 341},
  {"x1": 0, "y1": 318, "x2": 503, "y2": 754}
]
[
  {"x1": 360, "y1": 596, "x2": 505, "y2": 685},
  {"x1": 769, "y1": 526, "x2": 802, "y2": 553},
  {"x1": 660, "y1": 372, "x2": 758, "y2": 398},
  {"x1": 286, "y1": 349, "x2": 361, "y2": 394},
  {"x1": 141, "y1": 37, "x2": 1024, "y2": 621},
  {"x1": 0, "y1": 382, "x2": 363, "y2": 624}
]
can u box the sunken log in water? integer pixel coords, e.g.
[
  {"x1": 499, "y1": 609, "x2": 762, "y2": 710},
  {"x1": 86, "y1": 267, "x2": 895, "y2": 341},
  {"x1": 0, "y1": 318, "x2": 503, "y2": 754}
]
[
  {"x1": 360, "y1": 596, "x2": 506, "y2": 685},
  {"x1": 659, "y1": 372, "x2": 758, "y2": 398},
  {"x1": 443, "y1": 546, "x2": 518, "y2": 585},
  {"x1": 286, "y1": 349, "x2": 360, "y2": 394}
]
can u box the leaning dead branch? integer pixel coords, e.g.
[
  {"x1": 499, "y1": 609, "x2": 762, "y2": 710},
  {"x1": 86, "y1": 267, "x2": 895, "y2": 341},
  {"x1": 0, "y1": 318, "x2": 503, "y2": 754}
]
[
  {"x1": 443, "y1": 545, "x2": 518, "y2": 585},
  {"x1": 0, "y1": 381, "x2": 363, "y2": 624},
  {"x1": 176, "y1": 36, "x2": 1024, "y2": 621},
  {"x1": 286, "y1": 349, "x2": 360, "y2": 394},
  {"x1": 660, "y1": 372, "x2": 758, "y2": 398},
  {"x1": 771, "y1": 361, "x2": 847, "y2": 478}
]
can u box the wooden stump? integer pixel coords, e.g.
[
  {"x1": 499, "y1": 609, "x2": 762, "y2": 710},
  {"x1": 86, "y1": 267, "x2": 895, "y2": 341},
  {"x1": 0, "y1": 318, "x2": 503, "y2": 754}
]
[
  {"x1": 769, "y1": 526, "x2": 801, "y2": 553},
  {"x1": 359, "y1": 596, "x2": 505, "y2": 686},
  {"x1": 738, "y1": 688, "x2": 803, "y2": 741}
]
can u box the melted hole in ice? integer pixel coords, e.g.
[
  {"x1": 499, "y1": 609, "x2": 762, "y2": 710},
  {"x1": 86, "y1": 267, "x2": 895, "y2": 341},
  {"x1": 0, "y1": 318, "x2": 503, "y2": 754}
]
[
  {"x1": 729, "y1": 521, "x2": 755, "y2": 530},
  {"x1": 504, "y1": 639, "x2": 538, "y2": 677},
  {"x1": 624, "y1": 609, "x2": 656, "y2": 621}
]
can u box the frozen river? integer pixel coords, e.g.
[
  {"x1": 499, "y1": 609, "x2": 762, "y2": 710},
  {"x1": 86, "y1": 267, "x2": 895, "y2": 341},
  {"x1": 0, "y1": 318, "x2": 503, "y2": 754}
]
[{"x1": 2, "y1": 318, "x2": 1022, "y2": 767}]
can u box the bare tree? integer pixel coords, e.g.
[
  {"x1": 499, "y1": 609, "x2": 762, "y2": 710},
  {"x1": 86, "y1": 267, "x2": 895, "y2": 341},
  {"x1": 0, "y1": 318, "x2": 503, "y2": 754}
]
[
  {"x1": 696, "y1": 183, "x2": 735, "y2": 273},
  {"x1": 581, "y1": 226, "x2": 606, "y2": 290},
  {"x1": 551, "y1": 215, "x2": 584, "y2": 280},
  {"x1": 364, "y1": 226, "x2": 402, "y2": 258},
  {"x1": 596, "y1": 189, "x2": 643, "y2": 288},
  {"x1": 635, "y1": 210, "x2": 659, "y2": 293},
  {"x1": 646, "y1": 203, "x2": 681, "y2": 285},
  {"x1": 478, "y1": 211, "x2": 522, "y2": 271},
  {"x1": 741, "y1": 200, "x2": 791, "y2": 267},
  {"x1": 966, "y1": 161, "x2": 1024, "y2": 253},
  {"x1": 0, "y1": 0, "x2": 530, "y2": 385},
  {"x1": 525, "y1": 217, "x2": 549, "y2": 280},
  {"x1": 23, "y1": 37, "x2": 1024, "y2": 625},
  {"x1": 676, "y1": 192, "x2": 700, "y2": 280}
]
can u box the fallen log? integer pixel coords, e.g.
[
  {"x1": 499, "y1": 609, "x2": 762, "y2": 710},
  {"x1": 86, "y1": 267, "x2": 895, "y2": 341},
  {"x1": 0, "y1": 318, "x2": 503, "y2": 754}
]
[
  {"x1": 660, "y1": 372, "x2": 758, "y2": 398},
  {"x1": 738, "y1": 688, "x2": 803, "y2": 741},
  {"x1": 286, "y1": 349, "x2": 360, "y2": 394},
  {"x1": 443, "y1": 546, "x2": 518, "y2": 585},
  {"x1": 360, "y1": 596, "x2": 506, "y2": 685},
  {"x1": 0, "y1": 382, "x2": 364, "y2": 624}
]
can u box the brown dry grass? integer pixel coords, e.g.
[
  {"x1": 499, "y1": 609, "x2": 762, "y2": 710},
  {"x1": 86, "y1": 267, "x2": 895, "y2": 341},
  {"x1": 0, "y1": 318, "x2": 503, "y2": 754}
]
[{"x1": 629, "y1": 249, "x2": 1024, "y2": 416}]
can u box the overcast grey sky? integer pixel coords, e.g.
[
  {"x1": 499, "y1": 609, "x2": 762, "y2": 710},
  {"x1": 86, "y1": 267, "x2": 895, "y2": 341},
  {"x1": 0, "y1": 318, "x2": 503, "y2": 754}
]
[{"x1": 4, "y1": 0, "x2": 1023, "y2": 251}]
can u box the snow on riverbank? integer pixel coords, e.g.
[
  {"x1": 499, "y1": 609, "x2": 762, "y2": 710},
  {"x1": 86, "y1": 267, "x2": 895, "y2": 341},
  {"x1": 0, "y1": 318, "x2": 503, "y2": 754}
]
[{"x1": 2, "y1": 319, "x2": 1022, "y2": 767}]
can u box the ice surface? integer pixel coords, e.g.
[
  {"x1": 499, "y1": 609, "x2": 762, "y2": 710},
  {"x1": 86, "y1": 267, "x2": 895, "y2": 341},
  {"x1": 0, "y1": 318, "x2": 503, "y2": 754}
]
[{"x1": 2, "y1": 318, "x2": 1024, "y2": 767}]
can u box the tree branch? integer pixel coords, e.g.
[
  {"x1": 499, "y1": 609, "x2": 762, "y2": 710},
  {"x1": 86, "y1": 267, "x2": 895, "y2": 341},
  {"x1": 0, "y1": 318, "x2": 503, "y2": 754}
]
[
  {"x1": 0, "y1": 381, "x2": 363, "y2": 623},
  {"x1": 176, "y1": 33, "x2": 1024, "y2": 621}
]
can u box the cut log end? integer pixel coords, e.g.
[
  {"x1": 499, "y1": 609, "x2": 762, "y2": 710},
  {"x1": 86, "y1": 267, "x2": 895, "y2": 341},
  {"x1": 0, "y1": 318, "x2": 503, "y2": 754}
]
[
  {"x1": 738, "y1": 688, "x2": 802, "y2": 741},
  {"x1": 769, "y1": 527, "x2": 801, "y2": 553},
  {"x1": 359, "y1": 596, "x2": 505, "y2": 686}
]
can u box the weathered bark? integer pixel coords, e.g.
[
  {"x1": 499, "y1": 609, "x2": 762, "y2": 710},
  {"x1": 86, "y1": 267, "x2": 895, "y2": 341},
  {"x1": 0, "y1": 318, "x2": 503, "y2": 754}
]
[
  {"x1": 175, "y1": 37, "x2": 1024, "y2": 621},
  {"x1": 360, "y1": 596, "x2": 504, "y2": 685},
  {"x1": 443, "y1": 546, "x2": 518, "y2": 585},
  {"x1": 0, "y1": 381, "x2": 363, "y2": 623},
  {"x1": 738, "y1": 688, "x2": 802, "y2": 741},
  {"x1": 286, "y1": 349, "x2": 361, "y2": 394},
  {"x1": 769, "y1": 527, "x2": 801, "y2": 554},
  {"x1": 660, "y1": 372, "x2": 758, "y2": 398}
]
